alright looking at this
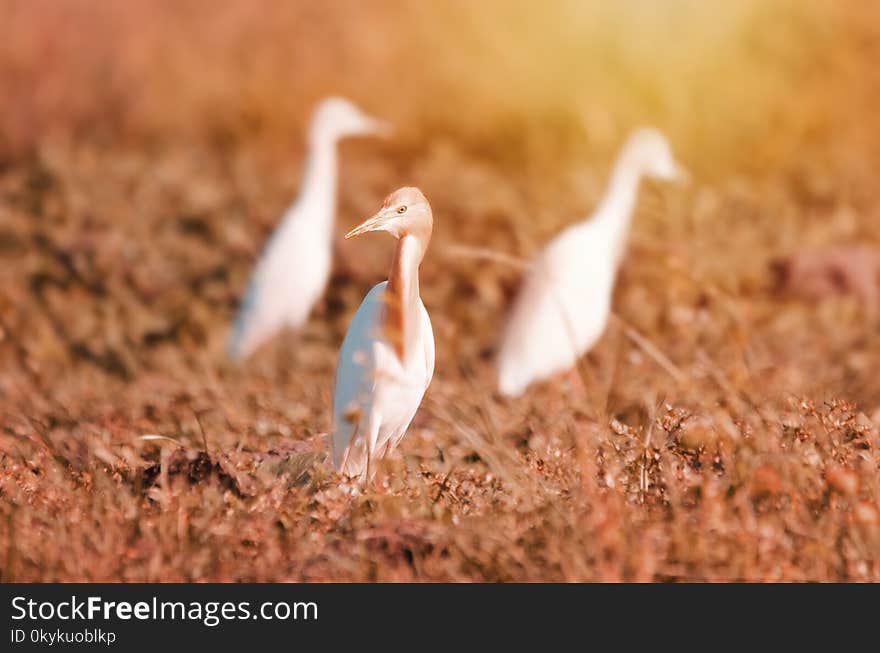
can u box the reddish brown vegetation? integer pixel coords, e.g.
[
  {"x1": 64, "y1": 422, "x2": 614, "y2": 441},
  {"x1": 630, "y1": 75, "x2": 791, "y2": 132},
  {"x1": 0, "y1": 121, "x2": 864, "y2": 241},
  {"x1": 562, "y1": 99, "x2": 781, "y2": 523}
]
[{"x1": 1, "y1": 1, "x2": 879, "y2": 581}]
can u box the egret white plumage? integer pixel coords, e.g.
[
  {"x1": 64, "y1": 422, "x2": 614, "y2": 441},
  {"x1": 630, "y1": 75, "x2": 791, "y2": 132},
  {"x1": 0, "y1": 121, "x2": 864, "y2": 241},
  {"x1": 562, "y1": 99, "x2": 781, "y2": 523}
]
[
  {"x1": 227, "y1": 97, "x2": 387, "y2": 360},
  {"x1": 496, "y1": 128, "x2": 686, "y2": 397},
  {"x1": 332, "y1": 187, "x2": 435, "y2": 482}
]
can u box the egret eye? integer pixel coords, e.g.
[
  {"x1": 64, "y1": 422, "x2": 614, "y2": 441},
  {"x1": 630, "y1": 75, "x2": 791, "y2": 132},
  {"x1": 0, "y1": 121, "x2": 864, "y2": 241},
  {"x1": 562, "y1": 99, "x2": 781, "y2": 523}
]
[{"x1": 397, "y1": 206, "x2": 407, "y2": 214}]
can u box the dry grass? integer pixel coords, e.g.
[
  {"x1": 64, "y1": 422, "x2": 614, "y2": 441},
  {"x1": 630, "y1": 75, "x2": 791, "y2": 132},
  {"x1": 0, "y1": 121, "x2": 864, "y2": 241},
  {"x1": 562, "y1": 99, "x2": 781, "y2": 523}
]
[{"x1": 1, "y1": 0, "x2": 879, "y2": 581}]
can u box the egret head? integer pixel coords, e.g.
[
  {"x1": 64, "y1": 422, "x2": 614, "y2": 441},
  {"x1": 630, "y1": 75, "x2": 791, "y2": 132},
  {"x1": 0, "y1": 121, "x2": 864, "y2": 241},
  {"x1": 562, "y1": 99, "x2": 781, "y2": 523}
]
[
  {"x1": 311, "y1": 97, "x2": 390, "y2": 142},
  {"x1": 345, "y1": 187, "x2": 433, "y2": 243},
  {"x1": 623, "y1": 128, "x2": 688, "y2": 182}
]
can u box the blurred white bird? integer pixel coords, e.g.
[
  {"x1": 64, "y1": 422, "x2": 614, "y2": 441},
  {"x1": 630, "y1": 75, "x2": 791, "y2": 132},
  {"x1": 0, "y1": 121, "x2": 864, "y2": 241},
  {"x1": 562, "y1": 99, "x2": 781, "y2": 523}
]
[
  {"x1": 332, "y1": 187, "x2": 435, "y2": 482},
  {"x1": 496, "y1": 128, "x2": 687, "y2": 397},
  {"x1": 228, "y1": 97, "x2": 387, "y2": 360}
]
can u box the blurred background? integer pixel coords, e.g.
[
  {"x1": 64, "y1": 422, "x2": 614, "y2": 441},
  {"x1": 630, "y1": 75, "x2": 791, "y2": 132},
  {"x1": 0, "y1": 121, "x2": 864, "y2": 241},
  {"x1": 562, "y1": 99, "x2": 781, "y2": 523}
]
[
  {"x1": 1, "y1": 0, "x2": 880, "y2": 581},
  {"x1": 2, "y1": 0, "x2": 877, "y2": 172}
]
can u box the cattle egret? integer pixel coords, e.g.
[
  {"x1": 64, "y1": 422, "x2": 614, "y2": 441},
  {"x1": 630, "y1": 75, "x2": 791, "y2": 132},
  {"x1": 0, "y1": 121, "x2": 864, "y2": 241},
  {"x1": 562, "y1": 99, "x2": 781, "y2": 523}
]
[
  {"x1": 332, "y1": 187, "x2": 435, "y2": 482},
  {"x1": 497, "y1": 128, "x2": 686, "y2": 397},
  {"x1": 227, "y1": 97, "x2": 387, "y2": 360}
]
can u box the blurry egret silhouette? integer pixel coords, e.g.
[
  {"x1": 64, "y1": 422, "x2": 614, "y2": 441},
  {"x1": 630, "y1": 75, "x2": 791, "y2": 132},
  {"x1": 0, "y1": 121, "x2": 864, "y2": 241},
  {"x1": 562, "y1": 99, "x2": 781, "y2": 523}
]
[
  {"x1": 332, "y1": 187, "x2": 435, "y2": 482},
  {"x1": 228, "y1": 97, "x2": 388, "y2": 360},
  {"x1": 497, "y1": 128, "x2": 687, "y2": 397}
]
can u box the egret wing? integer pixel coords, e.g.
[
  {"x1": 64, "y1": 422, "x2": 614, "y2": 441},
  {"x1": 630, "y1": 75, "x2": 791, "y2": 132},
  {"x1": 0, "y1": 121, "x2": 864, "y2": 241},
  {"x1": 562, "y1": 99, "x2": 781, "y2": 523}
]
[
  {"x1": 332, "y1": 282, "x2": 387, "y2": 468},
  {"x1": 497, "y1": 224, "x2": 610, "y2": 396},
  {"x1": 227, "y1": 209, "x2": 329, "y2": 359}
]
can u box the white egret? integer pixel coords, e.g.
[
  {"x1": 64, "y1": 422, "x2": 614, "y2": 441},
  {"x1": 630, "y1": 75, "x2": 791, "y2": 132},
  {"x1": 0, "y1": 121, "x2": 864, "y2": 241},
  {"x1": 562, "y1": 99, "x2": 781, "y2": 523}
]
[
  {"x1": 496, "y1": 128, "x2": 686, "y2": 397},
  {"x1": 332, "y1": 187, "x2": 435, "y2": 482},
  {"x1": 227, "y1": 97, "x2": 387, "y2": 360}
]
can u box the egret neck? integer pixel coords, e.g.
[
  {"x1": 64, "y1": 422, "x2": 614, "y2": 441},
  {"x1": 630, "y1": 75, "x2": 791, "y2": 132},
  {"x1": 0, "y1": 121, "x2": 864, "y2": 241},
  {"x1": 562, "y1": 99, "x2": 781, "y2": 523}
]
[
  {"x1": 294, "y1": 130, "x2": 338, "y2": 237},
  {"x1": 385, "y1": 234, "x2": 427, "y2": 364},
  {"x1": 592, "y1": 151, "x2": 642, "y2": 266}
]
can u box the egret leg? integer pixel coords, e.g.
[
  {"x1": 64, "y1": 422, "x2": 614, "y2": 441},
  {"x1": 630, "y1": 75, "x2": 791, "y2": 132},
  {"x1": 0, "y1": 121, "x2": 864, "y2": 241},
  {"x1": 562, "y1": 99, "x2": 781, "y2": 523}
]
[{"x1": 364, "y1": 448, "x2": 371, "y2": 485}]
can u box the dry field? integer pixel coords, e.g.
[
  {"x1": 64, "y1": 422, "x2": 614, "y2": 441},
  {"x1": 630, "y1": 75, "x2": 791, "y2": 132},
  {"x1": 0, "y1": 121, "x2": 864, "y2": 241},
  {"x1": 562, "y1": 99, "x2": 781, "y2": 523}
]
[{"x1": 1, "y1": 0, "x2": 880, "y2": 581}]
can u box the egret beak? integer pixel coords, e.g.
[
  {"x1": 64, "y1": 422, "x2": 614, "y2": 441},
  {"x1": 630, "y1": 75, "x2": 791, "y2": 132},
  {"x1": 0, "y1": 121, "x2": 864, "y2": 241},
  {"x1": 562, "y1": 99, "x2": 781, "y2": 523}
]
[
  {"x1": 367, "y1": 119, "x2": 393, "y2": 138},
  {"x1": 345, "y1": 209, "x2": 394, "y2": 239},
  {"x1": 674, "y1": 164, "x2": 691, "y2": 185}
]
